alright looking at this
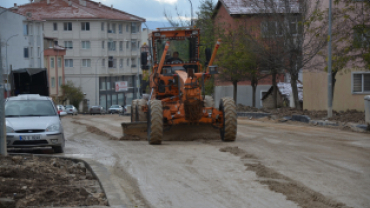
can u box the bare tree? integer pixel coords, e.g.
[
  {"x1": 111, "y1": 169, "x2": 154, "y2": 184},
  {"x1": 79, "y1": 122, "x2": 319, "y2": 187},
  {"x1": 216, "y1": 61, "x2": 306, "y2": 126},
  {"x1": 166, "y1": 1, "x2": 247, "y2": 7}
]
[{"x1": 239, "y1": 0, "x2": 328, "y2": 109}]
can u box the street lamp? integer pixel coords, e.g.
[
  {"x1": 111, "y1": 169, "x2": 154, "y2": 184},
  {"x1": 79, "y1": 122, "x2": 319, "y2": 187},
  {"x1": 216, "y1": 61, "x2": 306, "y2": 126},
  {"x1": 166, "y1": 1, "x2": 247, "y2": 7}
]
[{"x1": 5, "y1": 34, "x2": 19, "y2": 97}]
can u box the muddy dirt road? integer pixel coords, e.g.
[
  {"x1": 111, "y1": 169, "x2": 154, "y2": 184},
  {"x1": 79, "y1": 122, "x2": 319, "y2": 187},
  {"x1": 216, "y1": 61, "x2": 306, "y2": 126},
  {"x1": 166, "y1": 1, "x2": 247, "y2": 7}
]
[{"x1": 60, "y1": 115, "x2": 370, "y2": 208}]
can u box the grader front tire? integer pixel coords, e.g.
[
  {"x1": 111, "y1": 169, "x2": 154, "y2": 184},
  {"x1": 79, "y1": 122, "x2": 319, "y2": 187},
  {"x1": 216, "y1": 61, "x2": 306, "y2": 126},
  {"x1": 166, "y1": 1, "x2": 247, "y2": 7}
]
[
  {"x1": 219, "y1": 98, "x2": 237, "y2": 142},
  {"x1": 147, "y1": 100, "x2": 163, "y2": 145}
]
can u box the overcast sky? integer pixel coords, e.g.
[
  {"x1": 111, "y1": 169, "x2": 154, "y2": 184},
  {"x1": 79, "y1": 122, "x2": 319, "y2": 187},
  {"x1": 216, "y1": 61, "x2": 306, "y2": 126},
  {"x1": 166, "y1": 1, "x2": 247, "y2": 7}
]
[{"x1": 0, "y1": 0, "x2": 202, "y2": 23}]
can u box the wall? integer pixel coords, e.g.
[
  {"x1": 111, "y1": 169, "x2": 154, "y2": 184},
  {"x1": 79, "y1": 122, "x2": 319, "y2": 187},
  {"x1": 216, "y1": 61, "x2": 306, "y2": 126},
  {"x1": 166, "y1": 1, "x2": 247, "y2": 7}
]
[
  {"x1": 43, "y1": 20, "x2": 142, "y2": 106},
  {"x1": 214, "y1": 85, "x2": 272, "y2": 108},
  {"x1": 303, "y1": 69, "x2": 369, "y2": 111}
]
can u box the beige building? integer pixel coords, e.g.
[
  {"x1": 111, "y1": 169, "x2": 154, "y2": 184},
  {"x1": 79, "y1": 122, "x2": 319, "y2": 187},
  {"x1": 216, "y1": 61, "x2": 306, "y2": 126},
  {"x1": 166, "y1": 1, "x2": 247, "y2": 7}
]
[
  {"x1": 303, "y1": 0, "x2": 369, "y2": 111},
  {"x1": 303, "y1": 69, "x2": 369, "y2": 111},
  {"x1": 13, "y1": 0, "x2": 145, "y2": 110}
]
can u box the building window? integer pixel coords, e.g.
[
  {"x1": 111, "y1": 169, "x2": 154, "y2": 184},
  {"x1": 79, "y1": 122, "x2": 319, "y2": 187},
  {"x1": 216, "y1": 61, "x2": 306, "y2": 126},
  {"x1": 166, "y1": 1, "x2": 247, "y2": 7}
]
[
  {"x1": 119, "y1": 24, "x2": 123, "y2": 34},
  {"x1": 50, "y1": 57, "x2": 55, "y2": 68},
  {"x1": 107, "y1": 23, "x2": 112, "y2": 33},
  {"x1": 131, "y1": 58, "x2": 136, "y2": 67},
  {"x1": 131, "y1": 23, "x2": 137, "y2": 34},
  {"x1": 24, "y1": 48, "x2": 29, "y2": 58},
  {"x1": 353, "y1": 72, "x2": 370, "y2": 93},
  {"x1": 112, "y1": 23, "x2": 116, "y2": 33},
  {"x1": 64, "y1": 41, "x2": 73, "y2": 49},
  {"x1": 65, "y1": 59, "x2": 73, "y2": 67},
  {"x1": 53, "y1": 23, "x2": 58, "y2": 31},
  {"x1": 108, "y1": 56, "x2": 116, "y2": 68},
  {"x1": 58, "y1": 76, "x2": 62, "y2": 87},
  {"x1": 119, "y1": 41, "x2": 123, "y2": 51},
  {"x1": 131, "y1": 40, "x2": 137, "y2": 51},
  {"x1": 102, "y1": 41, "x2": 105, "y2": 49},
  {"x1": 63, "y1": 22, "x2": 72, "y2": 31},
  {"x1": 30, "y1": 47, "x2": 33, "y2": 58},
  {"x1": 81, "y1": 22, "x2": 90, "y2": 31},
  {"x1": 102, "y1": 59, "x2": 105, "y2": 67},
  {"x1": 120, "y1": 59, "x2": 123, "y2": 68},
  {"x1": 51, "y1": 77, "x2": 55, "y2": 88},
  {"x1": 49, "y1": 41, "x2": 53, "y2": 48},
  {"x1": 137, "y1": 41, "x2": 140, "y2": 49},
  {"x1": 23, "y1": 24, "x2": 28, "y2": 35},
  {"x1": 126, "y1": 58, "x2": 129, "y2": 66},
  {"x1": 108, "y1": 41, "x2": 116, "y2": 51},
  {"x1": 126, "y1": 24, "x2": 129, "y2": 32},
  {"x1": 54, "y1": 40, "x2": 58, "y2": 45},
  {"x1": 126, "y1": 41, "x2": 129, "y2": 49},
  {"x1": 81, "y1": 41, "x2": 91, "y2": 49},
  {"x1": 58, "y1": 57, "x2": 62, "y2": 67},
  {"x1": 101, "y1": 22, "x2": 104, "y2": 31},
  {"x1": 82, "y1": 59, "x2": 91, "y2": 67},
  {"x1": 37, "y1": 47, "x2": 40, "y2": 58}
]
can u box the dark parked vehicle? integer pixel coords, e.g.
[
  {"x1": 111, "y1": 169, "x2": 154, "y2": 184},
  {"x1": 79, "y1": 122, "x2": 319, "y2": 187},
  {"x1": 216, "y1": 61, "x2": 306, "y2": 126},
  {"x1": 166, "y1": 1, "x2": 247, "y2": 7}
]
[{"x1": 89, "y1": 106, "x2": 106, "y2": 115}]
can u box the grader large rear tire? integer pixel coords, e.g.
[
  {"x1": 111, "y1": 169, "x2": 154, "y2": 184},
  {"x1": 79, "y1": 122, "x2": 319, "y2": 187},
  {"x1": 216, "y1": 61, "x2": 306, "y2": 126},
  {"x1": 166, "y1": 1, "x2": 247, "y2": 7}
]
[
  {"x1": 219, "y1": 98, "x2": 237, "y2": 142},
  {"x1": 136, "y1": 99, "x2": 147, "y2": 121},
  {"x1": 131, "y1": 100, "x2": 138, "y2": 122},
  {"x1": 147, "y1": 100, "x2": 163, "y2": 145}
]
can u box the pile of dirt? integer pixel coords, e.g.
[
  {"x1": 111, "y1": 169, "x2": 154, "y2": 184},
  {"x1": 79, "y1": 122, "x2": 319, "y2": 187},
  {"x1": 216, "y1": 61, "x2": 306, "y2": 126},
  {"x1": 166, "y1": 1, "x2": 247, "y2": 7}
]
[
  {"x1": 237, "y1": 104, "x2": 366, "y2": 124},
  {"x1": 0, "y1": 155, "x2": 108, "y2": 208},
  {"x1": 220, "y1": 146, "x2": 350, "y2": 208}
]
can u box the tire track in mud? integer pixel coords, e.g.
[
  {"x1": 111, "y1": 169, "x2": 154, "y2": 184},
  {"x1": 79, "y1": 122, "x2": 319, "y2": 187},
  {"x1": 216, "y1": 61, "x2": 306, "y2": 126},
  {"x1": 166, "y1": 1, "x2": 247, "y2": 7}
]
[
  {"x1": 219, "y1": 146, "x2": 351, "y2": 208},
  {"x1": 72, "y1": 121, "x2": 121, "y2": 140}
]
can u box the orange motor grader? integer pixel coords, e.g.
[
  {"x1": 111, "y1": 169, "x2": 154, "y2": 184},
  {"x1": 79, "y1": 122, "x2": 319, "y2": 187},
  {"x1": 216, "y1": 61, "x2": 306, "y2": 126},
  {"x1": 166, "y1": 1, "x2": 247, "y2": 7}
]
[{"x1": 123, "y1": 27, "x2": 237, "y2": 145}]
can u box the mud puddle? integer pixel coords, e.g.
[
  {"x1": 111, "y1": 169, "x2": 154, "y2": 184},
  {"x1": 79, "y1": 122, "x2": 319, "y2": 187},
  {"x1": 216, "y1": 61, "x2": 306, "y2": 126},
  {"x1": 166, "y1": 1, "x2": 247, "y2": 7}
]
[
  {"x1": 0, "y1": 155, "x2": 108, "y2": 208},
  {"x1": 220, "y1": 146, "x2": 351, "y2": 208}
]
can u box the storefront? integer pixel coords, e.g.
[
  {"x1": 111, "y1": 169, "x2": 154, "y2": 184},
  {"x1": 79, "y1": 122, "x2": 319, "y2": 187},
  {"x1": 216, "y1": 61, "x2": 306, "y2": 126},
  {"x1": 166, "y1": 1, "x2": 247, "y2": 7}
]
[{"x1": 99, "y1": 75, "x2": 142, "y2": 110}]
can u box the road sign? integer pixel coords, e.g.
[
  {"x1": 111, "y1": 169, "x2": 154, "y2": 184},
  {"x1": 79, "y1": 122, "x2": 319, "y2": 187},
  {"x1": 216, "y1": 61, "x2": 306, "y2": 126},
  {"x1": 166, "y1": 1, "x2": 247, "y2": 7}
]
[{"x1": 115, "y1": 81, "x2": 128, "y2": 92}]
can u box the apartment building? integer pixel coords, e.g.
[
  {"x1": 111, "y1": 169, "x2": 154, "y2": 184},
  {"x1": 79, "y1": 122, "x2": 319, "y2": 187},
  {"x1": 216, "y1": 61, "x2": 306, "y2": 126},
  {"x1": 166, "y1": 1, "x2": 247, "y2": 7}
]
[
  {"x1": 43, "y1": 37, "x2": 66, "y2": 100},
  {"x1": 0, "y1": 5, "x2": 44, "y2": 97},
  {"x1": 12, "y1": 0, "x2": 145, "y2": 110}
]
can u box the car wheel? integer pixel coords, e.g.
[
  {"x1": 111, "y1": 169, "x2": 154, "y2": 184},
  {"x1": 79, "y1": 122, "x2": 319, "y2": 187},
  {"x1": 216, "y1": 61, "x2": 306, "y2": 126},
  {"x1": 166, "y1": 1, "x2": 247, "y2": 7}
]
[{"x1": 52, "y1": 146, "x2": 64, "y2": 153}]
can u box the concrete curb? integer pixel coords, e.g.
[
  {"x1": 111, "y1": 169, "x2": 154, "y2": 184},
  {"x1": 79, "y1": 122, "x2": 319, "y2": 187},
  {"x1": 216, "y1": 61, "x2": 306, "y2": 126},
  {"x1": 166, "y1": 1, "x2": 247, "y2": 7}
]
[
  {"x1": 7, "y1": 153, "x2": 127, "y2": 208},
  {"x1": 309, "y1": 120, "x2": 339, "y2": 127},
  {"x1": 237, "y1": 112, "x2": 271, "y2": 119},
  {"x1": 291, "y1": 115, "x2": 311, "y2": 123}
]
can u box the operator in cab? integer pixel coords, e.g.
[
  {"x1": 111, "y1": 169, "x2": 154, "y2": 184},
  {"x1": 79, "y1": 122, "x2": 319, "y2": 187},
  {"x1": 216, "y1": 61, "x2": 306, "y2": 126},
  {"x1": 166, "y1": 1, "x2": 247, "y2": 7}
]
[{"x1": 166, "y1": 51, "x2": 183, "y2": 63}]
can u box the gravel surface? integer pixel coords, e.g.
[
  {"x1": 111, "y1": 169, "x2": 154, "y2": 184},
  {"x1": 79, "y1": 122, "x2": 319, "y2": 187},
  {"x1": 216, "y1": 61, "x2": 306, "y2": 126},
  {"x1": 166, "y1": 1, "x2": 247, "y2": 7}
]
[{"x1": 0, "y1": 155, "x2": 108, "y2": 208}]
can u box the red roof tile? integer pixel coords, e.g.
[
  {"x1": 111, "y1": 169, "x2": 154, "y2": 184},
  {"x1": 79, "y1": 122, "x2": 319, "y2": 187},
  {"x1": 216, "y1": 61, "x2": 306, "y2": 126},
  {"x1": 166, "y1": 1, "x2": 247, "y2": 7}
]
[{"x1": 10, "y1": 0, "x2": 145, "y2": 22}]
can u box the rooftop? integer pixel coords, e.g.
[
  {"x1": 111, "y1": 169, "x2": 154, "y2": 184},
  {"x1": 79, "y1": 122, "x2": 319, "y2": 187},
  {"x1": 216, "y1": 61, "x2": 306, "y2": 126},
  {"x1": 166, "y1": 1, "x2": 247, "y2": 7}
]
[
  {"x1": 218, "y1": 0, "x2": 300, "y2": 15},
  {"x1": 10, "y1": 0, "x2": 145, "y2": 22}
]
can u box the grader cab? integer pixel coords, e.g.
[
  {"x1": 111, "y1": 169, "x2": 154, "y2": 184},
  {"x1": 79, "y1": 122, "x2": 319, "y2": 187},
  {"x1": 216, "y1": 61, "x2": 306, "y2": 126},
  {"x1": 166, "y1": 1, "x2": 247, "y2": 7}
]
[{"x1": 123, "y1": 27, "x2": 237, "y2": 144}]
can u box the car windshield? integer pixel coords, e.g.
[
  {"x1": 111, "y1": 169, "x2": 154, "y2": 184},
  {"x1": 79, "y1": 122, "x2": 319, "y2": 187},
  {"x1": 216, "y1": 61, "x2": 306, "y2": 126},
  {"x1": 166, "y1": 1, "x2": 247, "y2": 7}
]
[
  {"x1": 156, "y1": 38, "x2": 197, "y2": 63},
  {"x1": 111, "y1": 105, "x2": 119, "y2": 108},
  {"x1": 65, "y1": 105, "x2": 73, "y2": 108},
  {"x1": 5, "y1": 100, "x2": 57, "y2": 117}
]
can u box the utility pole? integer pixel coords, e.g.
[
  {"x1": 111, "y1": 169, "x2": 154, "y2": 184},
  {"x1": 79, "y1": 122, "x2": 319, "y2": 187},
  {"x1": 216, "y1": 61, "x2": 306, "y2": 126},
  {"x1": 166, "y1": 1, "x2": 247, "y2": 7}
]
[
  {"x1": 327, "y1": 0, "x2": 333, "y2": 118},
  {"x1": 6, "y1": 34, "x2": 18, "y2": 97},
  {"x1": 188, "y1": 0, "x2": 193, "y2": 26},
  {"x1": 0, "y1": 38, "x2": 7, "y2": 156}
]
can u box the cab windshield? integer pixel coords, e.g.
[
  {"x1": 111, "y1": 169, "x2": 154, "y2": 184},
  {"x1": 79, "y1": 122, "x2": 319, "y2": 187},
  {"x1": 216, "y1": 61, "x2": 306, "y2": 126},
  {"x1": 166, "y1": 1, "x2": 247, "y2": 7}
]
[{"x1": 156, "y1": 38, "x2": 197, "y2": 64}]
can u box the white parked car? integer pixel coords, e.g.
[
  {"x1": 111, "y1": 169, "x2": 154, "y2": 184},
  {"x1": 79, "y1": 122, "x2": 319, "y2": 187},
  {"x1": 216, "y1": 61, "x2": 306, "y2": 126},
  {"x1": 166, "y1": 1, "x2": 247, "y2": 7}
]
[
  {"x1": 108, "y1": 105, "x2": 123, "y2": 114},
  {"x1": 5, "y1": 94, "x2": 65, "y2": 153},
  {"x1": 65, "y1": 105, "x2": 78, "y2": 115}
]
